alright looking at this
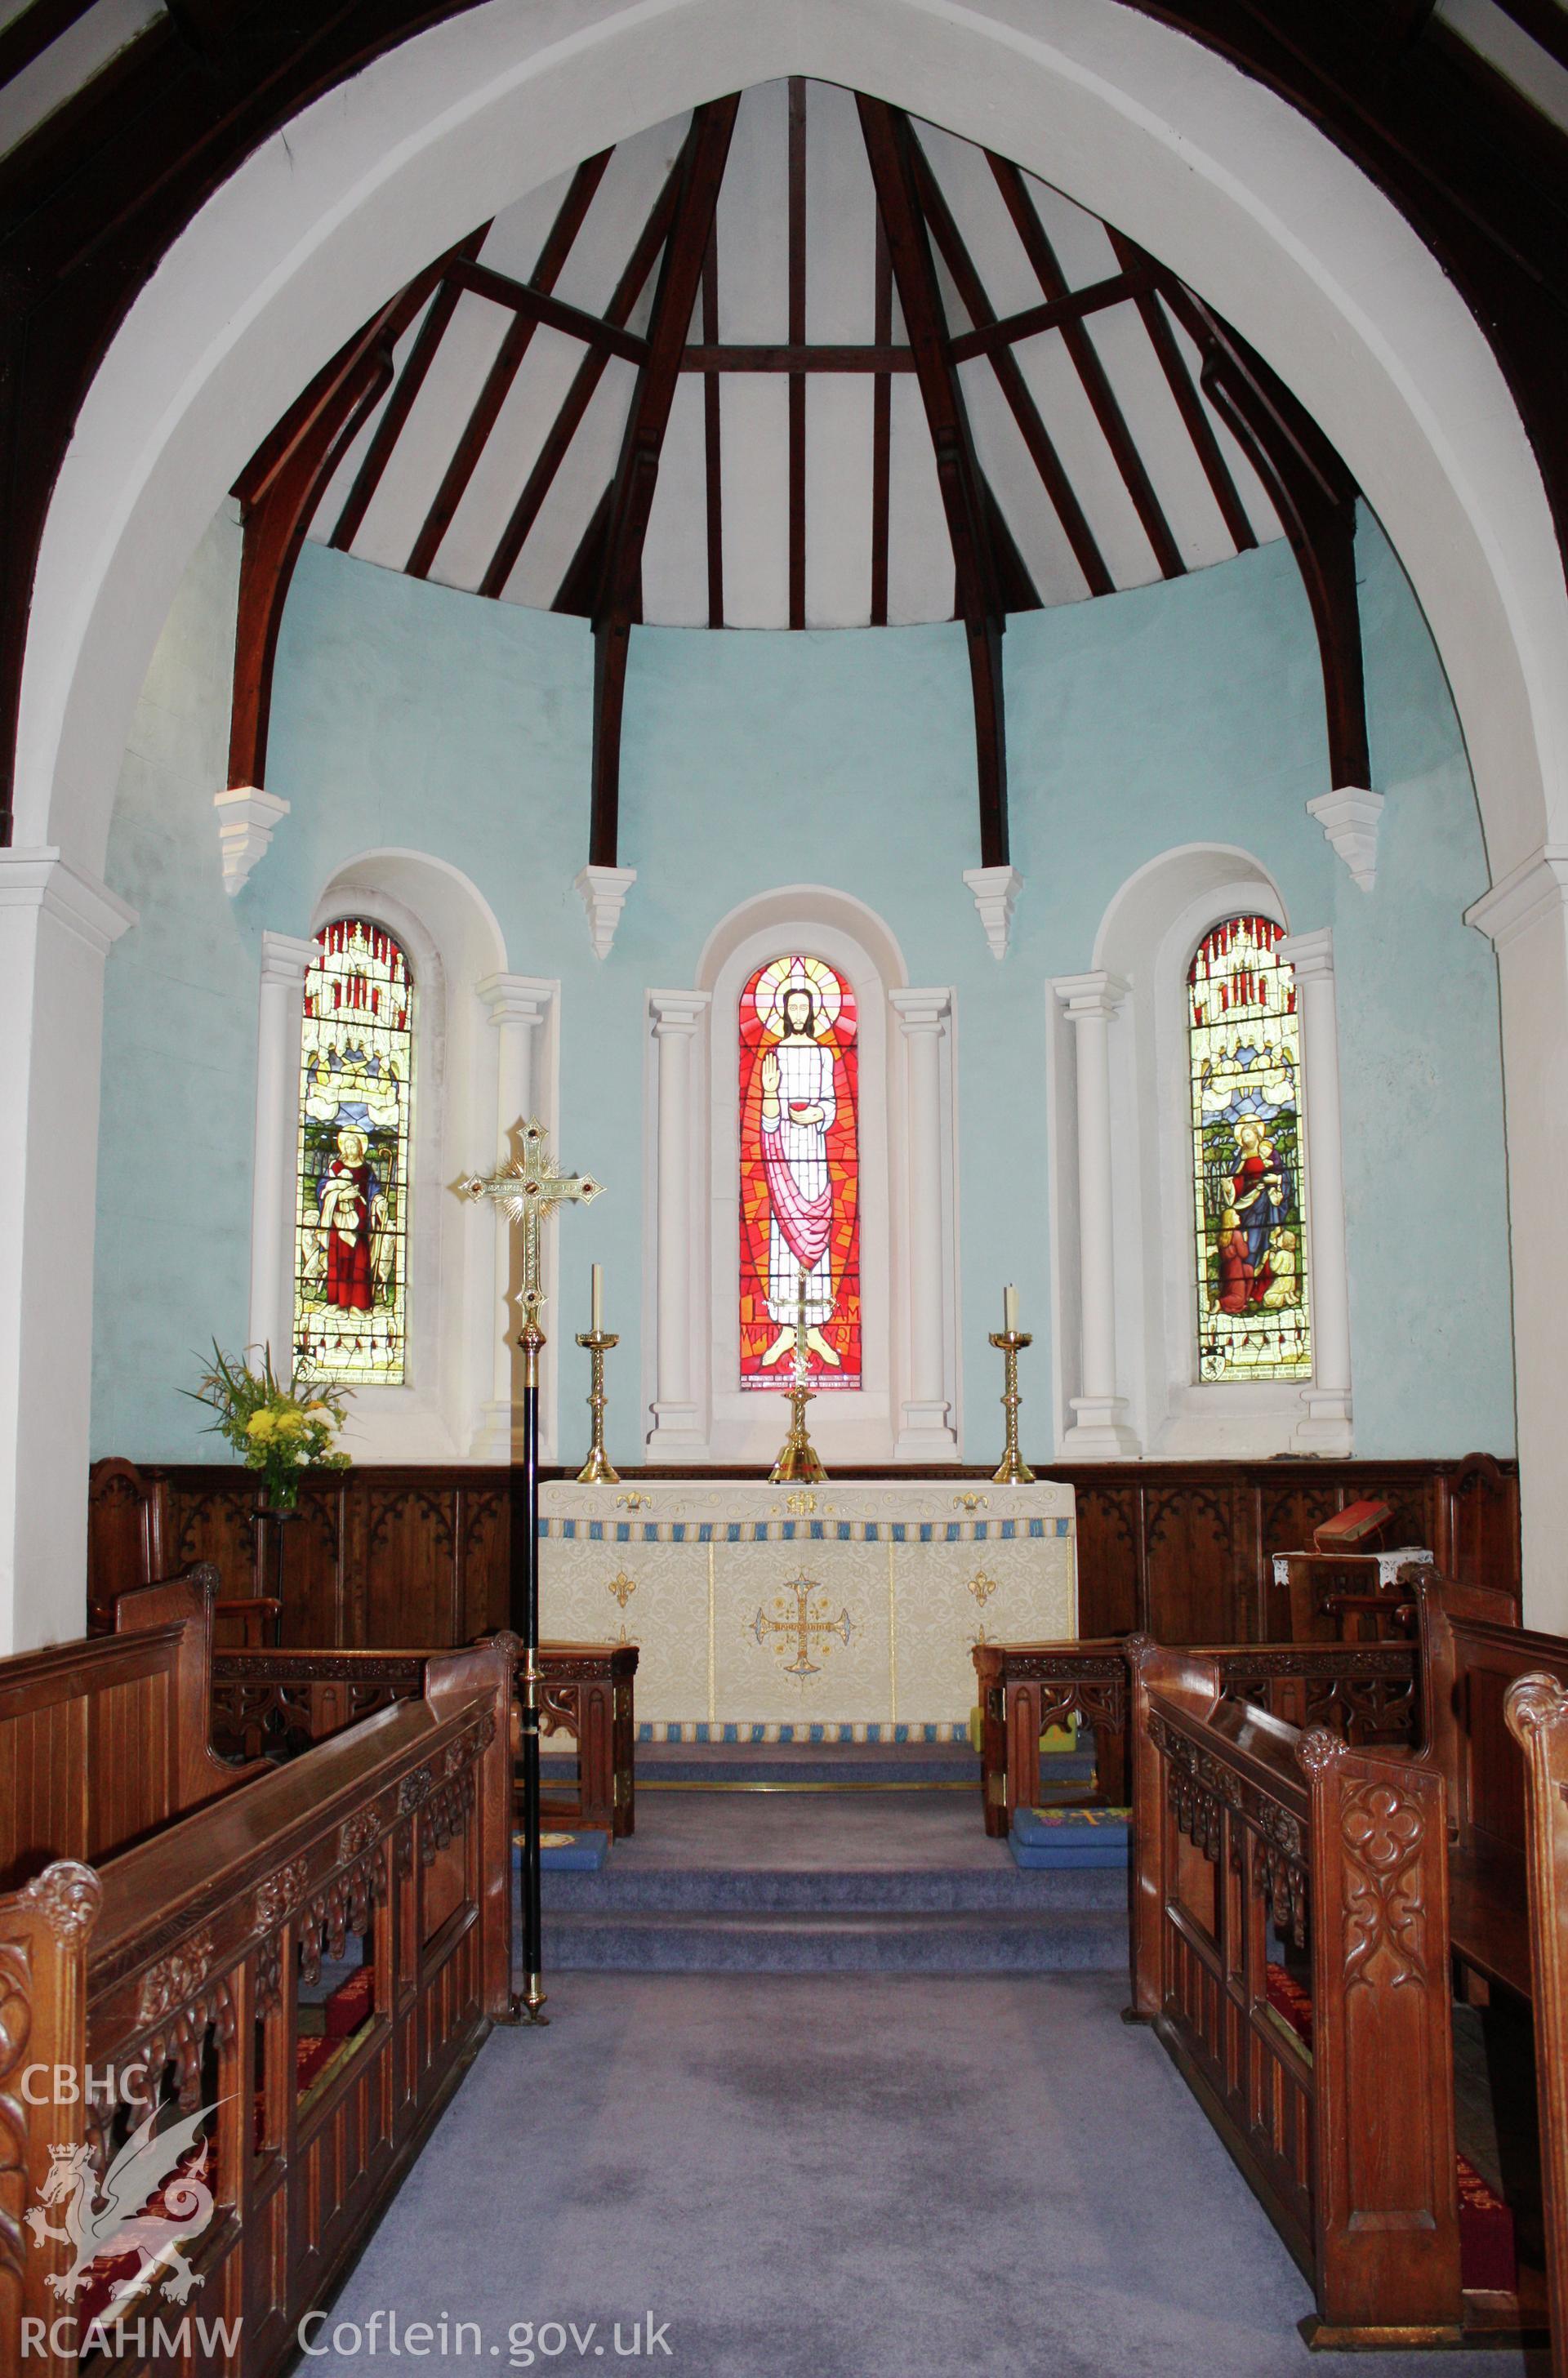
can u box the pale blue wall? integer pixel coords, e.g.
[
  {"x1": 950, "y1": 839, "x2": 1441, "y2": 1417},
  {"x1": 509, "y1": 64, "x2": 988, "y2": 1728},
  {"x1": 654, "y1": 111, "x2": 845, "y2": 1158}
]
[{"x1": 91, "y1": 508, "x2": 1515, "y2": 1462}]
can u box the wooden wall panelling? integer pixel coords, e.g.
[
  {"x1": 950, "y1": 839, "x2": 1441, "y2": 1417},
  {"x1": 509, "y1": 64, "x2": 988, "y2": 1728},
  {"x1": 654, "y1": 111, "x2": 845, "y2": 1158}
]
[
  {"x1": 363, "y1": 1482, "x2": 460, "y2": 1646},
  {"x1": 1143, "y1": 1477, "x2": 1237, "y2": 1643},
  {"x1": 1071, "y1": 1479, "x2": 1145, "y2": 1637},
  {"x1": 136, "y1": 1458, "x2": 1518, "y2": 1653}
]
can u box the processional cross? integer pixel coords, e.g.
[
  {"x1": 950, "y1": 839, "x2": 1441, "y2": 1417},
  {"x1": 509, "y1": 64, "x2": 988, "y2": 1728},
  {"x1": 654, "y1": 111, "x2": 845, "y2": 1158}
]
[{"x1": 461, "y1": 1118, "x2": 604, "y2": 2026}]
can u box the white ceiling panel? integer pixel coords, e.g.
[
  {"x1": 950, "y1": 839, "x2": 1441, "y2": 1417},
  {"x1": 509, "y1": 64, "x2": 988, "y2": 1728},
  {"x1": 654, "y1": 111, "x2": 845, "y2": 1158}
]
[
  {"x1": 642, "y1": 374, "x2": 711, "y2": 626},
  {"x1": 719, "y1": 376, "x2": 791, "y2": 626},
  {"x1": 1007, "y1": 331, "x2": 1160, "y2": 589},
  {"x1": 961, "y1": 363, "x2": 1092, "y2": 608},
  {"x1": 497, "y1": 358, "x2": 637, "y2": 609},
  {"x1": 804, "y1": 80, "x2": 876, "y2": 342},
  {"x1": 806, "y1": 376, "x2": 875, "y2": 626},
  {"x1": 428, "y1": 327, "x2": 591, "y2": 592},
  {"x1": 887, "y1": 377, "x2": 952, "y2": 625},
  {"x1": 911, "y1": 121, "x2": 1041, "y2": 320},
  {"x1": 716, "y1": 82, "x2": 789, "y2": 344},
  {"x1": 347, "y1": 294, "x2": 511, "y2": 572},
  {"x1": 1018, "y1": 176, "x2": 1122, "y2": 292}
]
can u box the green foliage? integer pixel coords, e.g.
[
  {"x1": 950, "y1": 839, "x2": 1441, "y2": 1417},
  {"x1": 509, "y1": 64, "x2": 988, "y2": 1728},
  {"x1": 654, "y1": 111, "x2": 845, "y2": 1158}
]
[{"x1": 184, "y1": 1342, "x2": 351, "y2": 1509}]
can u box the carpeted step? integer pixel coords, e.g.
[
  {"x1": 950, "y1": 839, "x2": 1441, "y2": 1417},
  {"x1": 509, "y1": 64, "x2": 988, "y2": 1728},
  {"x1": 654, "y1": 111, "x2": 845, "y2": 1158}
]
[
  {"x1": 541, "y1": 1859, "x2": 1122, "y2": 1914},
  {"x1": 541, "y1": 1908, "x2": 1127, "y2": 1974}
]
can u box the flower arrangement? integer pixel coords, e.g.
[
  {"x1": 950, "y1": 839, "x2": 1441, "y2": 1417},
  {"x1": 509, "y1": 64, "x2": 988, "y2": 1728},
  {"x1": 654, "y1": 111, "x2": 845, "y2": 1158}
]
[{"x1": 185, "y1": 1343, "x2": 351, "y2": 1509}]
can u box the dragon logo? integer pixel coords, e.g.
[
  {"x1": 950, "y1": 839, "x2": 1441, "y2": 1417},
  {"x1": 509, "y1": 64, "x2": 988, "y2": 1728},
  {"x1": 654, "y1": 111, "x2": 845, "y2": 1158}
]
[{"x1": 24, "y1": 2100, "x2": 221, "y2": 2306}]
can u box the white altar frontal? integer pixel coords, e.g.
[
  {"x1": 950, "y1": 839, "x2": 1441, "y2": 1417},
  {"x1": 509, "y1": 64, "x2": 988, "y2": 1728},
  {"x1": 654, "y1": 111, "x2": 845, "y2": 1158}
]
[{"x1": 538, "y1": 1479, "x2": 1077, "y2": 1739}]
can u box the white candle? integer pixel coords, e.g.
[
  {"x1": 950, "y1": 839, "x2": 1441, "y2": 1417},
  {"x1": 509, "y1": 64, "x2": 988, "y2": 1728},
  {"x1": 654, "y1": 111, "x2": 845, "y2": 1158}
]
[
  {"x1": 591, "y1": 1262, "x2": 603, "y2": 1334},
  {"x1": 1004, "y1": 1283, "x2": 1018, "y2": 1335}
]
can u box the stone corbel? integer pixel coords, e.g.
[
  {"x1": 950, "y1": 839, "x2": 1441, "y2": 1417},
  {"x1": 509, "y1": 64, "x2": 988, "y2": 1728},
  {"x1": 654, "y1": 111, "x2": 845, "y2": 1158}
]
[
  {"x1": 576, "y1": 863, "x2": 636, "y2": 960},
  {"x1": 962, "y1": 864, "x2": 1022, "y2": 960},
  {"x1": 1306, "y1": 786, "x2": 1383, "y2": 893},
  {"x1": 216, "y1": 786, "x2": 290, "y2": 896}
]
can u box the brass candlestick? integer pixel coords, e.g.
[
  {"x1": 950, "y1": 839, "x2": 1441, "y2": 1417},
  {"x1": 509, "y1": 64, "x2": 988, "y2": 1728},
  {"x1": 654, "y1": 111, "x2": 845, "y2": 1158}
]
[
  {"x1": 770, "y1": 1271, "x2": 826, "y2": 1484},
  {"x1": 988, "y1": 1329, "x2": 1035, "y2": 1484},
  {"x1": 574, "y1": 1329, "x2": 620, "y2": 1484}
]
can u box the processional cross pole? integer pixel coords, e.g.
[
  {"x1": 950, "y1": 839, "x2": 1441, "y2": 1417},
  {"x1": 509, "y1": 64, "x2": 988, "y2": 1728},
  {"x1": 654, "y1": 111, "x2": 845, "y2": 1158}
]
[{"x1": 462, "y1": 1119, "x2": 604, "y2": 2025}]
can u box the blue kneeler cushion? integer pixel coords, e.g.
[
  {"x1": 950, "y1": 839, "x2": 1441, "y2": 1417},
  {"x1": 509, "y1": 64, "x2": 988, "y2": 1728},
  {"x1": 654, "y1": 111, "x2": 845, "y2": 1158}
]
[
  {"x1": 515, "y1": 1829, "x2": 609, "y2": 1873},
  {"x1": 1009, "y1": 1806, "x2": 1130, "y2": 1871}
]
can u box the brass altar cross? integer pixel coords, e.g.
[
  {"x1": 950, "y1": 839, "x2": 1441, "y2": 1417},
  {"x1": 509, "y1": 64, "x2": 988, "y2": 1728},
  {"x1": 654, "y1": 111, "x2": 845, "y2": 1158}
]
[
  {"x1": 461, "y1": 1118, "x2": 604, "y2": 1327},
  {"x1": 753, "y1": 1575, "x2": 852, "y2": 1678}
]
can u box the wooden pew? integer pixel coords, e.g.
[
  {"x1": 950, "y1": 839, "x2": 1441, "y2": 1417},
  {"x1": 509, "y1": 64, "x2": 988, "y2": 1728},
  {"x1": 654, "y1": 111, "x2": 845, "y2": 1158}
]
[
  {"x1": 1129, "y1": 1644, "x2": 1462, "y2": 2348},
  {"x1": 1505, "y1": 1673, "x2": 1568, "y2": 2378},
  {"x1": 1407, "y1": 1569, "x2": 1565, "y2": 2005},
  {"x1": 209, "y1": 1638, "x2": 639, "y2": 1837},
  {"x1": 973, "y1": 1634, "x2": 1419, "y2": 1837},
  {"x1": 0, "y1": 1567, "x2": 267, "y2": 1890},
  {"x1": 0, "y1": 1614, "x2": 514, "y2": 2377},
  {"x1": 89, "y1": 1460, "x2": 282, "y2": 1645}
]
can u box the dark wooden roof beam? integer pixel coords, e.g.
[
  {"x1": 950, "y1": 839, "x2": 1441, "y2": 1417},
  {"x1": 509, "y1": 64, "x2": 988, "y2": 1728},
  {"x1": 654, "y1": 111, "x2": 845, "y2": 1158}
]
[
  {"x1": 1160, "y1": 276, "x2": 1370, "y2": 792},
  {"x1": 858, "y1": 95, "x2": 1011, "y2": 867},
  {"x1": 588, "y1": 96, "x2": 741, "y2": 867},
  {"x1": 679, "y1": 342, "x2": 916, "y2": 371},
  {"x1": 946, "y1": 270, "x2": 1146, "y2": 364},
  {"x1": 444, "y1": 250, "x2": 646, "y2": 367},
  {"x1": 228, "y1": 265, "x2": 448, "y2": 792}
]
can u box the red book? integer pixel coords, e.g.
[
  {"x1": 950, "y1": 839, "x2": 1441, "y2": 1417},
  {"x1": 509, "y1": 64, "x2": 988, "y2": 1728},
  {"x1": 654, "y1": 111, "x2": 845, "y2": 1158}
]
[{"x1": 1313, "y1": 1498, "x2": 1393, "y2": 1552}]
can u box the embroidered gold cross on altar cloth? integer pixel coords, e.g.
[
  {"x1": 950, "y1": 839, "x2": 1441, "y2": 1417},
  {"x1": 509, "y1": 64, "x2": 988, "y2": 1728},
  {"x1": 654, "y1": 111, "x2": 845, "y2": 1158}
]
[{"x1": 461, "y1": 1119, "x2": 604, "y2": 1323}]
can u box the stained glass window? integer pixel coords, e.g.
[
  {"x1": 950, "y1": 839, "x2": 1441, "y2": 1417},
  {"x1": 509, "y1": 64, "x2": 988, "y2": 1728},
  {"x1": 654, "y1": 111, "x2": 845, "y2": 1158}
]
[
  {"x1": 1189, "y1": 915, "x2": 1312, "y2": 1383},
  {"x1": 293, "y1": 919, "x2": 413, "y2": 1386},
  {"x1": 738, "y1": 955, "x2": 861, "y2": 1390}
]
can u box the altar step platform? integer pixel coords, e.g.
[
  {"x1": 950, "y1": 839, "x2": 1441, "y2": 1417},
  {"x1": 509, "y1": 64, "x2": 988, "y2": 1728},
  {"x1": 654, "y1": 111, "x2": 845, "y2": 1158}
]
[{"x1": 529, "y1": 1745, "x2": 1126, "y2": 1976}]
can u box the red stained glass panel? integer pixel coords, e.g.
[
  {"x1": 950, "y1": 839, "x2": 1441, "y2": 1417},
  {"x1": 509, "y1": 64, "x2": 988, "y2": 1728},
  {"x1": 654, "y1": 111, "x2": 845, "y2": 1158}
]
[{"x1": 738, "y1": 955, "x2": 861, "y2": 1389}]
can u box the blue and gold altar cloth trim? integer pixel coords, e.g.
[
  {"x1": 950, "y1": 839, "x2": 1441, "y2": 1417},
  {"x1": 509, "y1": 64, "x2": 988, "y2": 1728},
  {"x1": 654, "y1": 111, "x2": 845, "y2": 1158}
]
[
  {"x1": 539, "y1": 1516, "x2": 1072, "y2": 1545},
  {"x1": 636, "y1": 1721, "x2": 972, "y2": 1743}
]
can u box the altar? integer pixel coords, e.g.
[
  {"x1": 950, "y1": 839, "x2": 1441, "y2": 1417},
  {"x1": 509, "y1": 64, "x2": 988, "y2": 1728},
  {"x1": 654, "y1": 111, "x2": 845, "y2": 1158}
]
[{"x1": 538, "y1": 1479, "x2": 1076, "y2": 1739}]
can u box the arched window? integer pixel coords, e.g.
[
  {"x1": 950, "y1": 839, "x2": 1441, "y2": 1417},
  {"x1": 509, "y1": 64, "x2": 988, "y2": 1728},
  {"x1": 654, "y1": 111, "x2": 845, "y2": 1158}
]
[
  {"x1": 1188, "y1": 915, "x2": 1311, "y2": 1383},
  {"x1": 737, "y1": 955, "x2": 861, "y2": 1390},
  {"x1": 293, "y1": 918, "x2": 413, "y2": 1385}
]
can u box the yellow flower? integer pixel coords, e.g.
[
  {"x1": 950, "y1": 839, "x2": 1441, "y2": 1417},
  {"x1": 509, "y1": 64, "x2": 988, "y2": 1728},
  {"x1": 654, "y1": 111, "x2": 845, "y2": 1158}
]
[
  {"x1": 247, "y1": 1410, "x2": 276, "y2": 1442},
  {"x1": 276, "y1": 1406, "x2": 309, "y2": 1435}
]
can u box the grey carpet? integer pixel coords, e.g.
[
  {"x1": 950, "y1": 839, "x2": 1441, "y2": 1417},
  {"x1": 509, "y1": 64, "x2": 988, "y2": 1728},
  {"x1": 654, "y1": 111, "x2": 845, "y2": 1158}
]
[{"x1": 299, "y1": 1971, "x2": 1543, "y2": 2378}]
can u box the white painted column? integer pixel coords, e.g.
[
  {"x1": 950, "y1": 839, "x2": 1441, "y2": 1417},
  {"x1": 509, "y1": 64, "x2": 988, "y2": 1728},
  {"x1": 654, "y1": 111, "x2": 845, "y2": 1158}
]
[
  {"x1": 0, "y1": 851, "x2": 137, "y2": 1653},
  {"x1": 471, "y1": 973, "x2": 554, "y2": 1458},
  {"x1": 889, "y1": 988, "x2": 957, "y2": 1456},
  {"x1": 1278, "y1": 928, "x2": 1353, "y2": 1453},
  {"x1": 247, "y1": 931, "x2": 318, "y2": 1374},
  {"x1": 1054, "y1": 973, "x2": 1140, "y2": 1455},
  {"x1": 1467, "y1": 849, "x2": 1568, "y2": 1628},
  {"x1": 648, "y1": 990, "x2": 709, "y2": 1452}
]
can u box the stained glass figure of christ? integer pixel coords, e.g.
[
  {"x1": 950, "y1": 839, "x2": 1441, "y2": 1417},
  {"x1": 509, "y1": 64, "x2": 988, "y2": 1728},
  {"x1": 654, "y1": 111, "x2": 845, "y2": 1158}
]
[
  {"x1": 1189, "y1": 915, "x2": 1312, "y2": 1383},
  {"x1": 293, "y1": 920, "x2": 412, "y2": 1385},
  {"x1": 739, "y1": 955, "x2": 861, "y2": 1389}
]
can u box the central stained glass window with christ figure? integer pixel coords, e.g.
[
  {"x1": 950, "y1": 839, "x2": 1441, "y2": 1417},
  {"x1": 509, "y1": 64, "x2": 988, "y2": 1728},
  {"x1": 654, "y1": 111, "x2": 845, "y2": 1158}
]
[
  {"x1": 738, "y1": 955, "x2": 861, "y2": 1389},
  {"x1": 1189, "y1": 915, "x2": 1312, "y2": 1383}
]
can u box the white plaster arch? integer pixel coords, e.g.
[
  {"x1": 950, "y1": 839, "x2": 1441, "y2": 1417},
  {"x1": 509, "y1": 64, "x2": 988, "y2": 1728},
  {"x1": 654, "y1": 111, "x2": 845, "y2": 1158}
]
[
  {"x1": 16, "y1": 0, "x2": 1567, "y2": 886},
  {"x1": 9, "y1": 0, "x2": 1568, "y2": 1639}
]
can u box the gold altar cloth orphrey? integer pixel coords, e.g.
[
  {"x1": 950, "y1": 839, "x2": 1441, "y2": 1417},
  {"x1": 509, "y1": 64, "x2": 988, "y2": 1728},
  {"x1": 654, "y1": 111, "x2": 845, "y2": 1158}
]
[{"x1": 537, "y1": 1479, "x2": 1076, "y2": 1739}]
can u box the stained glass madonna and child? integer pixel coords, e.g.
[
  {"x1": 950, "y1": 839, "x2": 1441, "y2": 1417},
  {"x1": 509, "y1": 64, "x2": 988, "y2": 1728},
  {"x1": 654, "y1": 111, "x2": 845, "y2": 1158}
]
[
  {"x1": 1189, "y1": 915, "x2": 1312, "y2": 1383},
  {"x1": 293, "y1": 920, "x2": 412, "y2": 1385},
  {"x1": 738, "y1": 955, "x2": 861, "y2": 1390}
]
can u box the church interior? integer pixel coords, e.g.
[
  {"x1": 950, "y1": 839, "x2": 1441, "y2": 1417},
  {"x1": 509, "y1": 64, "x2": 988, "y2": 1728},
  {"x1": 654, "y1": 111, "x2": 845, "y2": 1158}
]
[{"x1": 5, "y1": 3, "x2": 1568, "y2": 2373}]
